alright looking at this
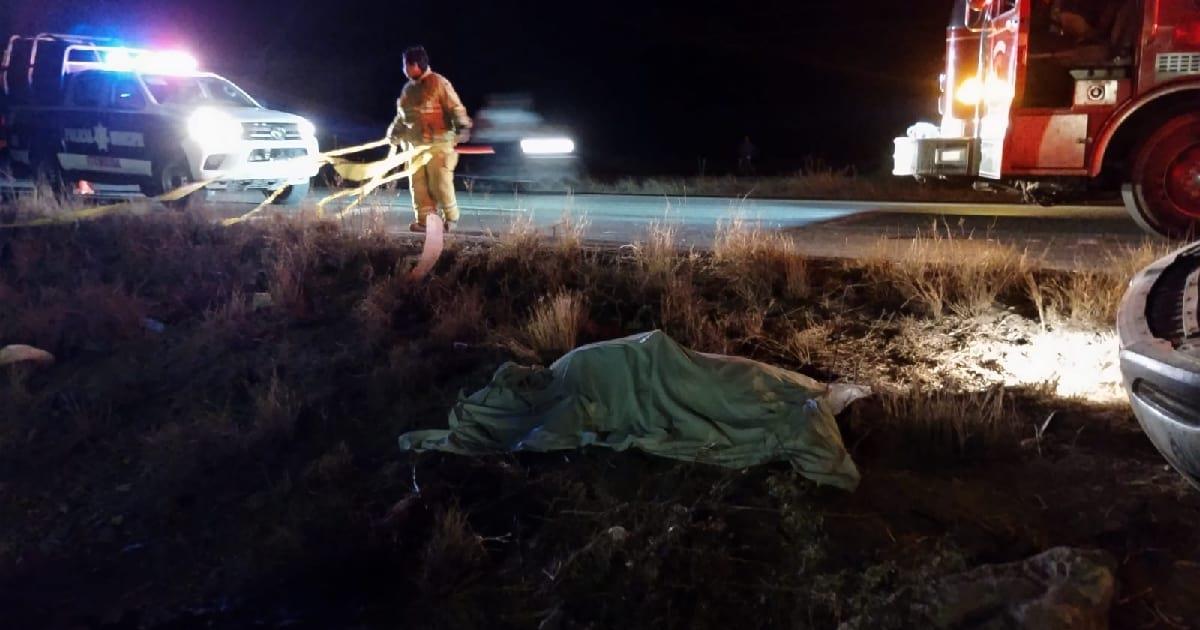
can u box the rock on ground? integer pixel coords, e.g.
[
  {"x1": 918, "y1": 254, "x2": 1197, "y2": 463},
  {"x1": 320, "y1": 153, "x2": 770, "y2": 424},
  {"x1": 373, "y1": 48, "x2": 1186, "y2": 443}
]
[{"x1": 924, "y1": 546, "x2": 1118, "y2": 630}]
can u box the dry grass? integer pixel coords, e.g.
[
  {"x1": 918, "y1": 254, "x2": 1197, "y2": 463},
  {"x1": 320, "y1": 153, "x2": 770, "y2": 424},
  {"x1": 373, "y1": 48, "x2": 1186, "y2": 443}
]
[
  {"x1": 487, "y1": 214, "x2": 541, "y2": 272},
  {"x1": 866, "y1": 223, "x2": 1028, "y2": 318},
  {"x1": 782, "y1": 323, "x2": 833, "y2": 366},
  {"x1": 356, "y1": 277, "x2": 402, "y2": 344},
  {"x1": 659, "y1": 274, "x2": 725, "y2": 353},
  {"x1": 200, "y1": 290, "x2": 251, "y2": 340},
  {"x1": 525, "y1": 291, "x2": 587, "y2": 358},
  {"x1": 431, "y1": 286, "x2": 488, "y2": 343},
  {"x1": 1038, "y1": 240, "x2": 1174, "y2": 328},
  {"x1": 852, "y1": 384, "x2": 1022, "y2": 462},
  {"x1": 712, "y1": 217, "x2": 811, "y2": 302},
  {"x1": 553, "y1": 210, "x2": 589, "y2": 258},
  {"x1": 420, "y1": 505, "x2": 485, "y2": 597},
  {"x1": 635, "y1": 220, "x2": 681, "y2": 281},
  {"x1": 306, "y1": 441, "x2": 354, "y2": 483},
  {"x1": 266, "y1": 228, "x2": 315, "y2": 317},
  {"x1": 2, "y1": 209, "x2": 1187, "y2": 628},
  {"x1": 249, "y1": 372, "x2": 302, "y2": 444}
]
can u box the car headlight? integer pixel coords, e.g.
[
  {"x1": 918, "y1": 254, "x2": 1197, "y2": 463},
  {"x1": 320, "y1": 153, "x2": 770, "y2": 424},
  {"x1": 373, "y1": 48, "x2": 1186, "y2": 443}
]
[
  {"x1": 188, "y1": 108, "x2": 242, "y2": 148},
  {"x1": 298, "y1": 118, "x2": 316, "y2": 139},
  {"x1": 520, "y1": 137, "x2": 575, "y2": 155}
]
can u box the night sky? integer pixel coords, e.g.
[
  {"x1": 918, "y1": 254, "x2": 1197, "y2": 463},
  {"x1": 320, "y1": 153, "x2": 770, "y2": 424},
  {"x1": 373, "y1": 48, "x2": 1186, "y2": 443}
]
[{"x1": 2, "y1": 0, "x2": 950, "y2": 175}]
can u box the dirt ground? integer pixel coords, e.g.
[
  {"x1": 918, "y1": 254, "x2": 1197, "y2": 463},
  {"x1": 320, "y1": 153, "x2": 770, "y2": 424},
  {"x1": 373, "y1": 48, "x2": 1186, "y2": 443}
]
[{"x1": 1, "y1": 213, "x2": 1197, "y2": 629}]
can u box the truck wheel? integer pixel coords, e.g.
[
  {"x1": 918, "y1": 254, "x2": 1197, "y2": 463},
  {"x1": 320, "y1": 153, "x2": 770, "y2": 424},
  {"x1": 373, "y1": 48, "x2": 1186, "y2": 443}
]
[
  {"x1": 1123, "y1": 112, "x2": 1200, "y2": 239},
  {"x1": 265, "y1": 180, "x2": 310, "y2": 206},
  {"x1": 142, "y1": 157, "x2": 204, "y2": 210},
  {"x1": 31, "y1": 152, "x2": 67, "y2": 201}
]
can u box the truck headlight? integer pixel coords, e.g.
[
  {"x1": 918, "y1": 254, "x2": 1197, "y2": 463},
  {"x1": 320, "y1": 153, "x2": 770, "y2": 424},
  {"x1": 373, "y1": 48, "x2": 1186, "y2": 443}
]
[
  {"x1": 956, "y1": 77, "x2": 983, "y2": 105},
  {"x1": 188, "y1": 108, "x2": 242, "y2": 148},
  {"x1": 298, "y1": 118, "x2": 316, "y2": 139},
  {"x1": 520, "y1": 137, "x2": 575, "y2": 155},
  {"x1": 955, "y1": 76, "x2": 1013, "y2": 107}
]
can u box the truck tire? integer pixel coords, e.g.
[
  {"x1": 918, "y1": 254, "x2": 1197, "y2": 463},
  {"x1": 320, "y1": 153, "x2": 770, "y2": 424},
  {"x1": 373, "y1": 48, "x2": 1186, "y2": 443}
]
[
  {"x1": 142, "y1": 157, "x2": 204, "y2": 210},
  {"x1": 1123, "y1": 112, "x2": 1200, "y2": 239},
  {"x1": 265, "y1": 180, "x2": 310, "y2": 206},
  {"x1": 31, "y1": 152, "x2": 67, "y2": 201}
]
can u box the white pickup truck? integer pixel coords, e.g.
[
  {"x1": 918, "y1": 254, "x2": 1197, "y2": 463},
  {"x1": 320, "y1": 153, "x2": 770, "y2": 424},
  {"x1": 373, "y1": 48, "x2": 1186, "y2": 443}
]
[{"x1": 1, "y1": 33, "x2": 319, "y2": 205}]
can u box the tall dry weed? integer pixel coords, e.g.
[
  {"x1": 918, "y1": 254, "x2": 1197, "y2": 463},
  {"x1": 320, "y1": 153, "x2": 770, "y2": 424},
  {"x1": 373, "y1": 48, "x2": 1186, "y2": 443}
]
[
  {"x1": 1037, "y1": 240, "x2": 1174, "y2": 328},
  {"x1": 200, "y1": 290, "x2": 250, "y2": 340},
  {"x1": 636, "y1": 220, "x2": 680, "y2": 281},
  {"x1": 525, "y1": 291, "x2": 586, "y2": 358},
  {"x1": 866, "y1": 222, "x2": 1026, "y2": 318},
  {"x1": 487, "y1": 214, "x2": 541, "y2": 271},
  {"x1": 553, "y1": 210, "x2": 589, "y2": 259},
  {"x1": 783, "y1": 323, "x2": 832, "y2": 366},
  {"x1": 659, "y1": 274, "x2": 726, "y2": 352},
  {"x1": 713, "y1": 217, "x2": 810, "y2": 301},
  {"x1": 266, "y1": 228, "x2": 315, "y2": 316},
  {"x1": 249, "y1": 372, "x2": 302, "y2": 444},
  {"x1": 431, "y1": 286, "x2": 488, "y2": 343},
  {"x1": 855, "y1": 384, "x2": 1021, "y2": 461},
  {"x1": 420, "y1": 505, "x2": 485, "y2": 597}
]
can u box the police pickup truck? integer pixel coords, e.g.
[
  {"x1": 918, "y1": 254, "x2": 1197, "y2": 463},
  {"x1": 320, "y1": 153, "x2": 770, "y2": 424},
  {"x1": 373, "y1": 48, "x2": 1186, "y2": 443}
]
[{"x1": 1, "y1": 33, "x2": 319, "y2": 205}]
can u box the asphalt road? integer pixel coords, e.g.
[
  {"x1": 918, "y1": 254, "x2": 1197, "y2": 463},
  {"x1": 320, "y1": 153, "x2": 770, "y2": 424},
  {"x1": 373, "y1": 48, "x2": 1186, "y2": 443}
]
[
  {"x1": 331, "y1": 190, "x2": 1150, "y2": 269},
  {"x1": 3, "y1": 181, "x2": 1154, "y2": 268}
]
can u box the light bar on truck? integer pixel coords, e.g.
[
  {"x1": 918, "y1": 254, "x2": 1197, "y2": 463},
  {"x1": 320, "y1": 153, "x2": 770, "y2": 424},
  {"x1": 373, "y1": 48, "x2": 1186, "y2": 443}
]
[{"x1": 101, "y1": 48, "x2": 199, "y2": 74}]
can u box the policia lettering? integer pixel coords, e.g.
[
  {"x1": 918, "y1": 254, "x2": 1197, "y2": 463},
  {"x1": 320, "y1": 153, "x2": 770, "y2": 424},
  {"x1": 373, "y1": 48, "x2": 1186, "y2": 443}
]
[{"x1": 386, "y1": 46, "x2": 472, "y2": 232}]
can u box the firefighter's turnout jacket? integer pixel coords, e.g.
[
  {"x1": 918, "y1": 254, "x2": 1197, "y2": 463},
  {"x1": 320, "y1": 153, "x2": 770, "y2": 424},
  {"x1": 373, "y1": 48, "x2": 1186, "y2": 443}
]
[{"x1": 388, "y1": 70, "x2": 471, "y2": 146}]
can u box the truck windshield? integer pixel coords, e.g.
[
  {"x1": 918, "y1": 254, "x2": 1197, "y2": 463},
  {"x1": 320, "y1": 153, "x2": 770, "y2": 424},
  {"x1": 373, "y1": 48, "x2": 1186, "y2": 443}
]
[{"x1": 141, "y1": 75, "x2": 258, "y2": 108}]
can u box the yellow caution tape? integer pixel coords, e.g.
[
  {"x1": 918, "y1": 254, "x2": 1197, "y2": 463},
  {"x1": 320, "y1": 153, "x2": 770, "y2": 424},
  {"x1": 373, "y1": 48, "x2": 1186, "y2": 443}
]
[
  {"x1": 324, "y1": 149, "x2": 433, "y2": 220},
  {"x1": 0, "y1": 178, "x2": 218, "y2": 229},
  {"x1": 1, "y1": 136, "x2": 437, "y2": 230},
  {"x1": 220, "y1": 183, "x2": 289, "y2": 227}
]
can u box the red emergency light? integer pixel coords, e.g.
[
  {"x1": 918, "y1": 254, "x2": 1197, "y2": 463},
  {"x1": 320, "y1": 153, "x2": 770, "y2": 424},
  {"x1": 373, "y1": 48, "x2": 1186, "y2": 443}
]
[{"x1": 1175, "y1": 20, "x2": 1200, "y2": 47}]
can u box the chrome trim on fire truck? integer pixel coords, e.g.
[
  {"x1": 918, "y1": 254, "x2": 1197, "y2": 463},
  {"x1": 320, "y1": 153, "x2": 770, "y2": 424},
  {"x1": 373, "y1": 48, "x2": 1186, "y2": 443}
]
[{"x1": 1157, "y1": 53, "x2": 1200, "y2": 79}]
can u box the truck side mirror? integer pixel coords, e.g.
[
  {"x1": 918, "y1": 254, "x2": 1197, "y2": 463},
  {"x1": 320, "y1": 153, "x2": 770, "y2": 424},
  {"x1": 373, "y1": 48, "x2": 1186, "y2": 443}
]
[{"x1": 965, "y1": 0, "x2": 990, "y2": 30}]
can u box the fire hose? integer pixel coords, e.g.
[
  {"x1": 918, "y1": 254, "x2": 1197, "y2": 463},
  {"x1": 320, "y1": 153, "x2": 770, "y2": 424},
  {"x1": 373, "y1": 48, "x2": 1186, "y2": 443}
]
[{"x1": 0, "y1": 138, "x2": 483, "y2": 229}]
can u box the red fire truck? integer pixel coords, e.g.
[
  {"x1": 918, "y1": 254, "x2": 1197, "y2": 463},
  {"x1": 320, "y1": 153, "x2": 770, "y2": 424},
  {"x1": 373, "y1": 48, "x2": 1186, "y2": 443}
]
[{"x1": 894, "y1": 0, "x2": 1200, "y2": 238}]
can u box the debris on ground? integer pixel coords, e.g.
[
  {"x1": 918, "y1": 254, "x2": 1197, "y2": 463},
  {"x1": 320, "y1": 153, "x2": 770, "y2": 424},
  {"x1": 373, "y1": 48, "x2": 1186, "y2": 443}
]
[{"x1": 920, "y1": 547, "x2": 1118, "y2": 630}]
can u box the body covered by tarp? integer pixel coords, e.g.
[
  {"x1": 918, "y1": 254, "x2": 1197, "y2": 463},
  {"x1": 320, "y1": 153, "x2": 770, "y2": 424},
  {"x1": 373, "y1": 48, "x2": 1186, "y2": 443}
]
[{"x1": 398, "y1": 331, "x2": 861, "y2": 490}]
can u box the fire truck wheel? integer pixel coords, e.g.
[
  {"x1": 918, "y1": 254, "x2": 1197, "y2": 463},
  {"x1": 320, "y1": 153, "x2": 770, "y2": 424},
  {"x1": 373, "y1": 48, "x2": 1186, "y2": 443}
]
[
  {"x1": 31, "y1": 152, "x2": 68, "y2": 200},
  {"x1": 264, "y1": 181, "x2": 310, "y2": 206},
  {"x1": 1124, "y1": 112, "x2": 1200, "y2": 239},
  {"x1": 142, "y1": 157, "x2": 202, "y2": 210}
]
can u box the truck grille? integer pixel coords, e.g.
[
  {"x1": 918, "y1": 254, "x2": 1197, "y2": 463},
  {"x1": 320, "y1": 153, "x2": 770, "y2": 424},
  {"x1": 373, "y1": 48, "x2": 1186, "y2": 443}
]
[
  {"x1": 1156, "y1": 53, "x2": 1200, "y2": 75},
  {"x1": 242, "y1": 122, "x2": 301, "y2": 141},
  {"x1": 1145, "y1": 242, "x2": 1200, "y2": 348}
]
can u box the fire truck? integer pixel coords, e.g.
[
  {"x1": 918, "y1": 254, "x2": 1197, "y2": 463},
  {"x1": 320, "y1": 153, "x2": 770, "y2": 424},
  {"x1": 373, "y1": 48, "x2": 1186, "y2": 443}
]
[
  {"x1": 0, "y1": 33, "x2": 319, "y2": 205},
  {"x1": 894, "y1": 0, "x2": 1200, "y2": 238}
]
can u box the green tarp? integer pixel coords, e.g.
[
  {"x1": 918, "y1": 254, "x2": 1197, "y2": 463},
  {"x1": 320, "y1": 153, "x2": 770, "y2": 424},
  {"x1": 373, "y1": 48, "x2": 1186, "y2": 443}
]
[{"x1": 398, "y1": 331, "x2": 861, "y2": 490}]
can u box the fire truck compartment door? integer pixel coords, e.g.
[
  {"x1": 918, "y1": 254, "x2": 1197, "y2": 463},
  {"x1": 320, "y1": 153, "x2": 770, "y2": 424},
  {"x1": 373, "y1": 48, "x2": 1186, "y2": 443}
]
[
  {"x1": 977, "y1": 4, "x2": 1021, "y2": 180},
  {"x1": 1007, "y1": 113, "x2": 1087, "y2": 170}
]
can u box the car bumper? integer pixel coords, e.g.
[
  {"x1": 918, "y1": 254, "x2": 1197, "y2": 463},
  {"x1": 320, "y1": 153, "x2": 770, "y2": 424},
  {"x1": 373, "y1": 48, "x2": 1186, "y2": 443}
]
[
  {"x1": 892, "y1": 136, "x2": 978, "y2": 177},
  {"x1": 184, "y1": 138, "x2": 321, "y2": 189},
  {"x1": 1117, "y1": 242, "x2": 1200, "y2": 488}
]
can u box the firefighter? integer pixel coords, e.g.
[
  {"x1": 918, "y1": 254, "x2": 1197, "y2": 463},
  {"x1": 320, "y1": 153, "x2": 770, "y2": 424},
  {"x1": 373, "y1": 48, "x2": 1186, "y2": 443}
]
[{"x1": 387, "y1": 46, "x2": 472, "y2": 232}]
